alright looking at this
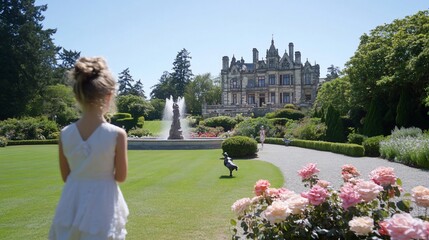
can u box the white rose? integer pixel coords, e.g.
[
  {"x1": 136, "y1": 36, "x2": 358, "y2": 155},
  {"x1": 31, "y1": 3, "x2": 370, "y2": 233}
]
[{"x1": 349, "y1": 216, "x2": 374, "y2": 236}]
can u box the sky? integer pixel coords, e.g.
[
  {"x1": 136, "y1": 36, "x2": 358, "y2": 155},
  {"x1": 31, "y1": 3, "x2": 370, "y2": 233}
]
[{"x1": 35, "y1": 0, "x2": 428, "y2": 97}]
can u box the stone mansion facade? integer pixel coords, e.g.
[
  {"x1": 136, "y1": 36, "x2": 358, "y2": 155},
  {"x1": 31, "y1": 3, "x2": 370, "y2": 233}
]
[{"x1": 202, "y1": 39, "x2": 320, "y2": 117}]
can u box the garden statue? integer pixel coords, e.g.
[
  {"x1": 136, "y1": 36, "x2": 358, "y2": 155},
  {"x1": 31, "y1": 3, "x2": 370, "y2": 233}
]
[
  {"x1": 223, "y1": 152, "x2": 238, "y2": 177},
  {"x1": 168, "y1": 102, "x2": 184, "y2": 139}
]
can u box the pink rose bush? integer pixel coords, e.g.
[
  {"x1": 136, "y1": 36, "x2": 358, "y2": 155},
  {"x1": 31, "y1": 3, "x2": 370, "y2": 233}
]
[{"x1": 231, "y1": 163, "x2": 429, "y2": 239}]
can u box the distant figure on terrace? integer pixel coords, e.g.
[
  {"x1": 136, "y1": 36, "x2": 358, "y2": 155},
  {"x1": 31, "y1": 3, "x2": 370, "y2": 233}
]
[{"x1": 259, "y1": 126, "x2": 266, "y2": 149}]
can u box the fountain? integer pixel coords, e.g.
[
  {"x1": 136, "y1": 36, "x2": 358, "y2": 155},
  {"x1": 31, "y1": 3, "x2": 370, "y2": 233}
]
[{"x1": 128, "y1": 96, "x2": 223, "y2": 150}]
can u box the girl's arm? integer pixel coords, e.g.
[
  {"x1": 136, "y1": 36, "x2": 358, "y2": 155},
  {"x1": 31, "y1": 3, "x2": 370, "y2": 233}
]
[
  {"x1": 59, "y1": 137, "x2": 70, "y2": 182},
  {"x1": 114, "y1": 129, "x2": 128, "y2": 182}
]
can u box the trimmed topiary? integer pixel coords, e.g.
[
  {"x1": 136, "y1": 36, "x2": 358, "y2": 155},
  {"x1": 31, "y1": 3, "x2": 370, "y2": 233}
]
[
  {"x1": 222, "y1": 136, "x2": 258, "y2": 158},
  {"x1": 265, "y1": 108, "x2": 305, "y2": 121},
  {"x1": 203, "y1": 116, "x2": 237, "y2": 131},
  {"x1": 347, "y1": 133, "x2": 367, "y2": 145},
  {"x1": 362, "y1": 135, "x2": 385, "y2": 157}
]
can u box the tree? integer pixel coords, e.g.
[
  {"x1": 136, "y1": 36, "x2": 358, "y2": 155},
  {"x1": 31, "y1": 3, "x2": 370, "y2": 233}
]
[
  {"x1": 313, "y1": 76, "x2": 351, "y2": 116},
  {"x1": 117, "y1": 68, "x2": 134, "y2": 96},
  {"x1": 129, "y1": 79, "x2": 146, "y2": 98},
  {"x1": 52, "y1": 48, "x2": 81, "y2": 84},
  {"x1": 325, "y1": 105, "x2": 346, "y2": 142},
  {"x1": 184, "y1": 73, "x2": 218, "y2": 115},
  {"x1": 146, "y1": 98, "x2": 165, "y2": 120},
  {"x1": 325, "y1": 64, "x2": 340, "y2": 81},
  {"x1": 150, "y1": 71, "x2": 175, "y2": 100},
  {"x1": 362, "y1": 97, "x2": 386, "y2": 137},
  {"x1": 346, "y1": 11, "x2": 429, "y2": 131},
  {"x1": 171, "y1": 48, "x2": 193, "y2": 99},
  {"x1": 0, "y1": 0, "x2": 58, "y2": 119},
  {"x1": 116, "y1": 95, "x2": 154, "y2": 120}
]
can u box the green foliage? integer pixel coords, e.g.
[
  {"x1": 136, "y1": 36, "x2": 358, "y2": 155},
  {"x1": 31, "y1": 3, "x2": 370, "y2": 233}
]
[
  {"x1": 362, "y1": 97, "x2": 386, "y2": 137},
  {"x1": 260, "y1": 137, "x2": 288, "y2": 146},
  {"x1": 347, "y1": 11, "x2": 429, "y2": 131},
  {"x1": 128, "y1": 128, "x2": 152, "y2": 137},
  {"x1": 362, "y1": 135, "x2": 385, "y2": 157},
  {"x1": 0, "y1": 136, "x2": 8, "y2": 147},
  {"x1": 150, "y1": 71, "x2": 175, "y2": 100},
  {"x1": 0, "y1": 117, "x2": 59, "y2": 140},
  {"x1": 221, "y1": 136, "x2": 258, "y2": 157},
  {"x1": 116, "y1": 118, "x2": 134, "y2": 132},
  {"x1": 184, "y1": 73, "x2": 220, "y2": 115},
  {"x1": 265, "y1": 108, "x2": 305, "y2": 120},
  {"x1": 325, "y1": 105, "x2": 346, "y2": 142},
  {"x1": 314, "y1": 76, "x2": 351, "y2": 116},
  {"x1": 137, "y1": 116, "x2": 145, "y2": 128},
  {"x1": 285, "y1": 118, "x2": 326, "y2": 141},
  {"x1": 0, "y1": 1, "x2": 58, "y2": 120},
  {"x1": 35, "y1": 84, "x2": 79, "y2": 126},
  {"x1": 347, "y1": 133, "x2": 367, "y2": 145},
  {"x1": 8, "y1": 139, "x2": 58, "y2": 145},
  {"x1": 391, "y1": 126, "x2": 423, "y2": 139},
  {"x1": 233, "y1": 117, "x2": 275, "y2": 138},
  {"x1": 171, "y1": 48, "x2": 193, "y2": 99},
  {"x1": 268, "y1": 118, "x2": 290, "y2": 126},
  {"x1": 146, "y1": 98, "x2": 165, "y2": 120},
  {"x1": 380, "y1": 127, "x2": 429, "y2": 168},
  {"x1": 283, "y1": 104, "x2": 298, "y2": 110},
  {"x1": 290, "y1": 139, "x2": 365, "y2": 157},
  {"x1": 117, "y1": 68, "x2": 145, "y2": 98},
  {"x1": 396, "y1": 89, "x2": 413, "y2": 128},
  {"x1": 116, "y1": 95, "x2": 153, "y2": 120},
  {"x1": 203, "y1": 116, "x2": 236, "y2": 131}
]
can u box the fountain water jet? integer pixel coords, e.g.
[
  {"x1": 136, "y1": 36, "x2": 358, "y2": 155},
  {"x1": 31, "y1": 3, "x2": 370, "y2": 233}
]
[{"x1": 128, "y1": 96, "x2": 222, "y2": 150}]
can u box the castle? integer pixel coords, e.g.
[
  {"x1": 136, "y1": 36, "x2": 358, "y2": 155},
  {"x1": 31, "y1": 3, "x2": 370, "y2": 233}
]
[{"x1": 203, "y1": 39, "x2": 320, "y2": 117}]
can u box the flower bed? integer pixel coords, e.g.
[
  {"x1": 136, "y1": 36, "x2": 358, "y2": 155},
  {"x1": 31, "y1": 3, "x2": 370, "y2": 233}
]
[{"x1": 231, "y1": 163, "x2": 429, "y2": 239}]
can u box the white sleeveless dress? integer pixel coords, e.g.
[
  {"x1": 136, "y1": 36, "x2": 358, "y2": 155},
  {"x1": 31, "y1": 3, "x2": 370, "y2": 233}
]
[{"x1": 49, "y1": 122, "x2": 129, "y2": 240}]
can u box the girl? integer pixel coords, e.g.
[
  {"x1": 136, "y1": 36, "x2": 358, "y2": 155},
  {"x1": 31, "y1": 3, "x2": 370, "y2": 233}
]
[
  {"x1": 49, "y1": 57, "x2": 129, "y2": 240},
  {"x1": 259, "y1": 126, "x2": 266, "y2": 149}
]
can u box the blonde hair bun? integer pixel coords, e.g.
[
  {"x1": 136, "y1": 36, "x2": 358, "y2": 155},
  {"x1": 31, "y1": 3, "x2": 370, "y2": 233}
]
[{"x1": 73, "y1": 57, "x2": 108, "y2": 83}]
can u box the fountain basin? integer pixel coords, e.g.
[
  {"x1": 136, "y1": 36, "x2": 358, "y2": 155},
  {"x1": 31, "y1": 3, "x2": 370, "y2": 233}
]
[{"x1": 128, "y1": 137, "x2": 223, "y2": 150}]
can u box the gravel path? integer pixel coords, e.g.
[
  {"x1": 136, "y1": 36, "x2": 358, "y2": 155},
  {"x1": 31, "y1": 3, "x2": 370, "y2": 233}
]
[{"x1": 256, "y1": 144, "x2": 429, "y2": 194}]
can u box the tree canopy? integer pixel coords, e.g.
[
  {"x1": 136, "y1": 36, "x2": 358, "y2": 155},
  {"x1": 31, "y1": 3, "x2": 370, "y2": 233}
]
[
  {"x1": 345, "y1": 10, "x2": 429, "y2": 133},
  {"x1": 0, "y1": 0, "x2": 58, "y2": 119}
]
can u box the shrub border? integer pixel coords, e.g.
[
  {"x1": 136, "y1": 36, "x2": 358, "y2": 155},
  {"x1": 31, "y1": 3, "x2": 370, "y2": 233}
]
[
  {"x1": 8, "y1": 139, "x2": 59, "y2": 146},
  {"x1": 290, "y1": 139, "x2": 364, "y2": 157}
]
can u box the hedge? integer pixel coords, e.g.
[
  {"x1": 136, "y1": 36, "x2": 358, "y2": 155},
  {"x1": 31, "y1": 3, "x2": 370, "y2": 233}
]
[
  {"x1": 290, "y1": 139, "x2": 364, "y2": 157},
  {"x1": 8, "y1": 139, "x2": 59, "y2": 145},
  {"x1": 255, "y1": 137, "x2": 288, "y2": 146},
  {"x1": 222, "y1": 136, "x2": 258, "y2": 158}
]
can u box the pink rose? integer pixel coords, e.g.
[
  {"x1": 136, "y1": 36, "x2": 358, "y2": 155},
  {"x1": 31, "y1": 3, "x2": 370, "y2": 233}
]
[
  {"x1": 265, "y1": 187, "x2": 290, "y2": 199},
  {"x1": 349, "y1": 216, "x2": 374, "y2": 236},
  {"x1": 355, "y1": 180, "x2": 383, "y2": 202},
  {"x1": 369, "y1": 167, "x2": 396, "y2": 186},
  {"x1": 316, "y1": 180, "x2": 331, "y2": 188},
  {"x1": 340, "y1": 183, "x2": 361, "y2": 210},
  {"x1": 285, "y1": 194, "x2": 309, "y2": 215},
  {"x1": 231, "y1": 197, "x2": 252, "y2": 216},
  {"x1": 411, "y1": 186, "x2": 429, "y2": 208},
  {"x1": 254, "y1": 179, "x2": 270, "y2": 196},
  {"x1": 278, "y1": 189, "x2": 297, "y2": 201},
  {"x1": 384, "y1": 213, "x2": 427, "y2": 240},
  {"x1": 301, "y1": 185, "x2": 328, "y2": 206},
  {"x1": 378, "y1": 221, "x2": 389, "y2": 236},
  {"x1": 342, "y1": 164, "x2": 360, "y2": 182},
  {"x1": 298, "y1": 163, "x2": 320, "y2": 180},
  {"x1": 263, "y1": 200, "x2": 291, "y2": 224}
]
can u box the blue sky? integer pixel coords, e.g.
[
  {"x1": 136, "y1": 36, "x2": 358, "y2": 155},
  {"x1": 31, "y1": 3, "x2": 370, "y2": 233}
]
[{"x1": 35, "y1": 0, "x2": 428, "y2": 97}]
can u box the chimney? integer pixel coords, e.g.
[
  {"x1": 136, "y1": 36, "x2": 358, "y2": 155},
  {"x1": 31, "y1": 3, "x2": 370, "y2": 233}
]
[
  {"x1": 253, "y1": 48, "x2": 259, "y2": 64},
  {"x1": 288, "y1": 42, "x2": 294, "y2": 62},
  {"x1": 222, "y1": 56, "x2": 229, "y2": 70},
  {"x1": 295, "y1": 51, "x2": 301, "y2": 64}
]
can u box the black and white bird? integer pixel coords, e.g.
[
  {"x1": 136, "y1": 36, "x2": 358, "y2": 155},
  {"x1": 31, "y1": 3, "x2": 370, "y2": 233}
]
[{"x1": 223, "y1": 152, "x2": 238, "y2": 177}]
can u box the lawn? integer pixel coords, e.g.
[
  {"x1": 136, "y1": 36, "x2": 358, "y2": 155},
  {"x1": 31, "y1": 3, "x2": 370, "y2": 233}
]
[
  {"x1": 0, "y1": 145, "x2": 283, "y2": 239},
  {"x1": 143, "y1": 120, "x2": 164, "y2": 136}
]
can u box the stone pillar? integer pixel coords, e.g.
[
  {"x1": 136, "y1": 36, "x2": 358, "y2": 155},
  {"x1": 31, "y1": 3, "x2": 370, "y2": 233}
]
[{"x1": 288, "y1": 43, "x2": 294, "y2": 63}]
